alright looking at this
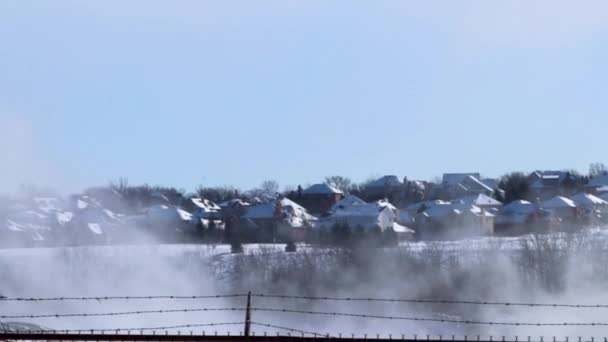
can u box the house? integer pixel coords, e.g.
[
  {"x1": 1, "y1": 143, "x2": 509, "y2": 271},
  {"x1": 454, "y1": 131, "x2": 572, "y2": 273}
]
[
  {"x1": 494, "y1": 200, "x2": 546, "y2": 235},
  {"x1": 541, "y1": 196, "x2": 578, "y2": 225},
  {"x1": 585, "y1": 175, "x2": 608, "y2": 195},
  {"x1": 440, "y1": 173, "x2": 494, "y2": 199},
  {"x1": 318, "y1": 197, "x2": 413, "y2": 238},
  {"x1": 243, "y1": 197, "x2": 316, "y2": 242},
  {"x1": 191, "y1": 198, "x2": 223, "y2": 229},
  {"x1": 365, "y1": 175, "x2": 405, "y2": 200},
  {"x1": 145, "y1": 205, "x2": 194, "y2": 230},
  {"x1": 452, "y1": 194, "x2": 503, "y2": 211},
  {"x1": 528, "y1": 171, "x2": 579, "y2": 200},
  {"x1": 414, "y1": 202, "x2": 494, "y2": 240},
  {"x1": 401, "y1": 200, "x2": 450, "y2": 226},
  {"x1": 570, "y1": 193, "x2": 608, "y2": 224},
  {"x1": 298, "y1": 183, "x2": 344, "y2": 214}
]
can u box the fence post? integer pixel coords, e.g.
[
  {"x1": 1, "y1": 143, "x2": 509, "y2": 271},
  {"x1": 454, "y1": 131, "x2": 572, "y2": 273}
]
[{"x1": 244, "y1": 291, "x2": 252, "y2": 338}]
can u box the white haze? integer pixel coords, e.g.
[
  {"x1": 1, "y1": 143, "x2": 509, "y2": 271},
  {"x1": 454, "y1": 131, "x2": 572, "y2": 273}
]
[{"x1": 2, "y1": 230, "x2": 608, "y2": 339}]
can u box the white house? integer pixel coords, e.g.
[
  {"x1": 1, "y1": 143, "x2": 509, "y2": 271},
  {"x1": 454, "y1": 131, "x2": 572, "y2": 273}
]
[{"x1": 319, "y1": 197, "x2": 413, "y2": 236}]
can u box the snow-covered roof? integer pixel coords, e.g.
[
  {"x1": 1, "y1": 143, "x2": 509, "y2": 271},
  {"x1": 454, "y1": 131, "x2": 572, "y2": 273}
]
[
  {"x1": 421, "y1": 203, "x2": 461, "y2": 218},
  {"x1": 33, "y1": 197, "x2": 63, "y2": 213},
  {"x1": 543, "y1": 196, "x2": 576, "y2": 209},
  {"x1": 333, "y1": 203, "x2": 386, "y2": 218},
  {"x1": 244, "y1": 198, "x2": 316, "y2": 228},
  {"x1": 192, "y1": 198, "x2": 221, "y2": 211},
  {"x1": 453, "y1": 194, "x2": 502, "y2": 207},
  {"x1": 463, "y1": 175, "x2": 494, "y2": 193},
  {"x1": 376, "y1": 199, "x2": 397, "y2": 211},
  {"x1": 406, "y1": 200, "x2": 450, "y2": 212},
  {"x1": 442, "y1": 173, "x2": 481, "y2": 185},
  {"x1": 219, "y1": 199, "x2": 250, "y2": 208},
  {"x1": 392, "y1": 222, "x2": 415, "y2": 234},
  {"x1": 501, "y1": 200, "x2": 536, "y2": 215},
  {"x1": 331, "y1": 195, "x2": 367, "y2": 211},
  {"x1": 530, "y1": 171, "x2": 569, "y2": 189},
  {"x1": 367, "y1": 175, "x2": 403, "y2": 188},
  {"x1": 146, "y1": 205, "x2": 193, "y2": 223},
  {"x1": 570, "y1": 193, "x2": 608, "y2": 207},
  {"x1": 481, "y1": 178, "x2": 500, "y2": 190},
  {"x1": 303, "y1": 183, "x2": 343, "y2": 195}
]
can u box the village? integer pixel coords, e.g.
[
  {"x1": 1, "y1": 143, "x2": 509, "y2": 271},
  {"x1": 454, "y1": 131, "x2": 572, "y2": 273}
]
[{"x1": 3, "y1": 168, "x2": 608, "y2": 248}]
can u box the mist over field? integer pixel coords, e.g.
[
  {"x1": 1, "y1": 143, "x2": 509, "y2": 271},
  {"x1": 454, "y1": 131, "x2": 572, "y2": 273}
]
[{"x1": 2, "y1": 230, "x2": 608, "y2": 338}]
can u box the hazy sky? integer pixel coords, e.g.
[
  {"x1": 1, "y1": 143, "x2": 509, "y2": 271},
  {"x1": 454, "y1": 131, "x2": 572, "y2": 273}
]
[{"x1": 1, "y1": 0, "x2": 607, "y2": 194}]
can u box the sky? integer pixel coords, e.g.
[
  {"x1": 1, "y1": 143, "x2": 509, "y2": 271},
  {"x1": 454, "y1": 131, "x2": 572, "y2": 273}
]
[{"x1": 1, "y1": 0, "x2": 607, "y2": 194}]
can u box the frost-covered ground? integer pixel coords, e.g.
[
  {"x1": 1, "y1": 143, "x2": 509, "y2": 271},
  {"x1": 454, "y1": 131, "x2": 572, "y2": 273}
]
[{"x1": 2, "y1": 230, "x2": 608, "y2": 338}]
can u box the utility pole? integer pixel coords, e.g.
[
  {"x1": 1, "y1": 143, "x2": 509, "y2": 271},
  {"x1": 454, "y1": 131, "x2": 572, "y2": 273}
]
[{"x1": 244, "y1": 291, "x2": 252, "y2": 338}]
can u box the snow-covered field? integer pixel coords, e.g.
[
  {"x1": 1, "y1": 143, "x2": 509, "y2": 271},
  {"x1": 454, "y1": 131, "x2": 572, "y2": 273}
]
[{"x1": 2, "y1": 230, "x2": 608, "y2": 338}]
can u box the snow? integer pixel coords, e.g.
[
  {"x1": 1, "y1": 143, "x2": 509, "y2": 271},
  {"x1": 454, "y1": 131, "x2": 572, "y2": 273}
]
[
  {"x1": 87, "y1": 223, "x2": 103, "y2": 235},
  {"x1": 406, "y1": 200, "x2": 450, "y2": 212},
  {"x1": 192, "y1": 198, "x2": 221, "y2": 211},
  {"x1": 331, "y1": 195, "x2": 367, "y2": 211},
  {"x1": 77, "y1": 199, "x2": 89, "y2": 209},
  {"x1": 501, "y1": 200, "x2": 536, "y2": 214},
  {"x1": 392, "y1": 222, "x2": 414, "y2": 234},
  {"x1": 453, "y1": 194, "x2": 502, "y2": 207},
  {"x1": 463, "y1": 175, "x2": 494, "y2": 193},
  {"x1": 33, "y1": 197, "x2": 62, "y2": 213},
  {"x1": 442, "y1": 173, "x2": 481, "y2": 185},
  {"x1": 543, "y1": 196, "x2": 576, "y2": 209},
  {"x1": 219, "y1": 199, "x2": 250, "y2": 208},
  {"x1": 243, "y1": 198, "x2": 316, "y2": 228},
  {"x1": 146, "y1": 205, "x2": 193, "y2": 223},
  {"x1": 303, "y1": 183, "x2": 343, "y2": 195},
  {"x1": 376, "y1": 199, "x2": 397, "y2": 211},
  {"x1": 421, "y1": 203, "x2": 461, "y2": 218},
  {"x1": 56, "y1": 211, "x2": 74, "y2": 225},
  {"x1": 570, "y1": 193, "x2": 608, "y2": 207},
  {"x1": 6, "y1": 220, "x2": 24, "y2": 232}
]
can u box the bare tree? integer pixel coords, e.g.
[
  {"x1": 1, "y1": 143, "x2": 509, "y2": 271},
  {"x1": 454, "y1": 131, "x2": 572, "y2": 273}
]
[
  {"x1": 325, "y1": 175, "x2": 352, "y2": 193},
  {"x1": 260, "y1": 180, "x2": 280, "y2": 195},
  {"x1": 589, "y1": 162, "x2": 608, "y2": 178}
]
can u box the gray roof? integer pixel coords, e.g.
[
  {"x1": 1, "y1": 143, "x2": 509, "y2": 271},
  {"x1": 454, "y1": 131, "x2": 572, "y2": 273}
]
[{"x1": 303, "y1": 183, "x2": 343, "y2": 195}]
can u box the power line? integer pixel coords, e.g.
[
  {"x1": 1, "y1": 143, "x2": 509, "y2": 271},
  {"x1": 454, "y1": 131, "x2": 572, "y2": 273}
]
[
  {"x1": 0, "y1": 294, "x2": 246, "y2": 302},
  {"x1": 252, "y1": 294, "x2": 608, "y2": 309},
  {"x1": 0, "y1": 308, "x2": 245, "y2": 320},
  {"x1": 251, "y1": 322, "x2": 326, "y2": 337},
  {"x1": 251, "y1": 307, "x2": 608, "y2": 327}
]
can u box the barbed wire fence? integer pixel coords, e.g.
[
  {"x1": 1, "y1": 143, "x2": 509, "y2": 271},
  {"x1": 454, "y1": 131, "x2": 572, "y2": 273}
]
[{"x1": 2, "y1": 293, "x2": 608, "y2": 340}]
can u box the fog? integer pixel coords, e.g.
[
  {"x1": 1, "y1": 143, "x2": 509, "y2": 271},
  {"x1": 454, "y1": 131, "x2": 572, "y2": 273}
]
[{"x1": 2, "y1": 230, "x2": 608, "y2": 339}]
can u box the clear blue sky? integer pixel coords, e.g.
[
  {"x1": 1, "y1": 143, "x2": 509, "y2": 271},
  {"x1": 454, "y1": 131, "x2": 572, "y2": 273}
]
[{"x1": 1, "y1": 1, "x2": 607, "y2": 194}]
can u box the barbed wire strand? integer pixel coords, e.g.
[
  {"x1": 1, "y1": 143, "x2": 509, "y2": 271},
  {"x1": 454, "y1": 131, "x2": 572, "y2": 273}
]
[
  {"x1": 251, "y1": 307, "x2": 608, "y2": 327},
  {"x1": 252, "y1": 294, "x2": 608, "y2": 309},
  {"x1": 1, "y1": 322, "x2": 244, "y2": 334},
  {"x1": 0, "y1": 294, "x2": 246, "y2": 302},
  {"x1": 252, "y1": 322, "x2": 327, "y2": 337},
  {"x1": 0, "y1": 308, "x2": 245, "y2": 320},
  {"x1": 3, "y1": 293, "x2": 608, "y2": 309}
]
